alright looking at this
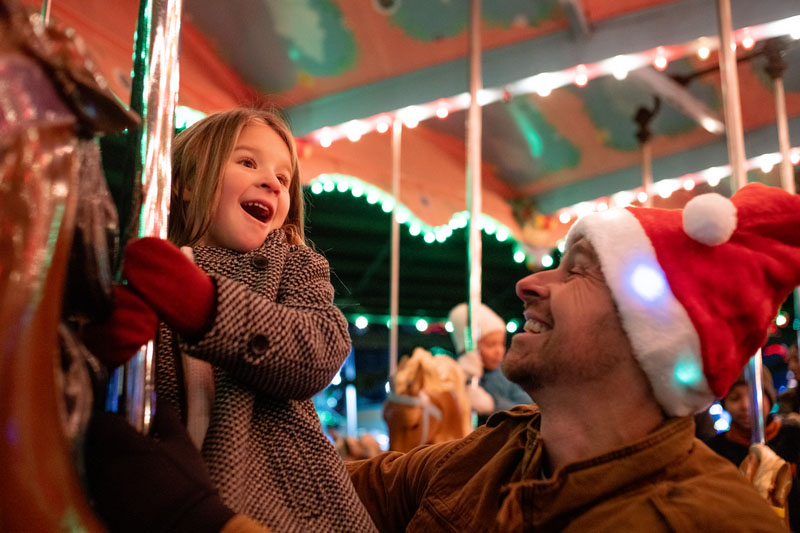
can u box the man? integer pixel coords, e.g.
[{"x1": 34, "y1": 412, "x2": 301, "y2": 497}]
[
  {"x1": 86, "y1": 183, "x2": 800, "y2": 531},
  {"x1": 345, "y1": 183, "x2": 800, "y2": 531}
]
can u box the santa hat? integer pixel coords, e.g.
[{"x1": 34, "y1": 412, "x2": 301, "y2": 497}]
[
  {"x1": 565, "y1": 183, "x2": 800, "y2": 416},
  {"x1": 448, "y1": 303, "x2": 506, "y2": 355}
]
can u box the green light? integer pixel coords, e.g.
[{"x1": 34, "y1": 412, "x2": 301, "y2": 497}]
[
  {"x1": 557, "y1": 240, "x2": 566, "y2": 253},
  {"x1": 496, "y1": 228, "x2": 509, "y2": 242},
  {"x1": 311, "y1": 182, "x2": 323, "y2": 194},
  {"x1": 484, "y1": 221, "x2": 497, "y2": 234},
  {"x1": 323, "y1": 181, "x2": 335, "y2": 192},
  {"x1": 355, "y1": 316, "x2": 368, "y2": 329},
  {"x1": 409, "y1": 224, "x2": 421, "y2": 236},
  {"x1": 673, "y1": 358, "x2": 702, "y2": 386},
  {"x1": 366, "y1": 192, "x2": 379, "y2": 204},
  {"x1": 352, "y1": 184, "x2": 363, "y2": 197},
  {"x1": 381, "y1": 200, "x2": 394, "y2": 213},
  {"x1": 395, "y1": 210, "x2": 409, "y2": 224},
  {"x1": 415, "y1": 318, "x2": 428, "y2": 332},
  {"x1": 776, "y1": 313, "x2": 788, "y2": 327},
  {"x1": 506, "y1": 320, "x2": 519, "y2": 333},
  {"x1": 336, "y1": 181, "x2": 349, "y2": 193},
  {"x1": 423, "y1": 232, "x2": 435, "y2": 243},
  {"x1": 541, "y1": 254, "x2": 553, "y2": 268},
  {"x1": 445, "y1": 321, "x2": 454, "y2": 332},
  {"x1": 513, "y1": 251, "x2": 526, "y2": 263},
  {"x1": 175, "y1": 105, "x2": 206, "y2": 129}
]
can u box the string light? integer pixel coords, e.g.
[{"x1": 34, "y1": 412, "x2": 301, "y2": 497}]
[
  {"x1": 654, "y1": 47, "x2": 668, "y2": 71},
  {"x1": 741, "y1": 29, "x2": 755, "y2": 50},
  {"x1": 558, "y1": 212, "x2": 571, "y2": 224},
  {"x1": 298, "y1": 18, "x2": 799, "y2": 146},
  {"x1": 574, "y1": 64, "x2": 588, "y2": 87},
  {"x1": 611, "y1": 55, "x2": 633, "y2": 80}
]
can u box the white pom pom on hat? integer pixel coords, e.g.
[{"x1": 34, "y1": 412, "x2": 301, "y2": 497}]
[{"x1": 682, "y1": 192, "x2": 737, "y2": 246}]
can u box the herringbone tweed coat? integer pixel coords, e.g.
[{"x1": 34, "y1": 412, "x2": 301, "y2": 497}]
[{"x1": 156, "y1": 229, "x2": 377, "y2": 532}]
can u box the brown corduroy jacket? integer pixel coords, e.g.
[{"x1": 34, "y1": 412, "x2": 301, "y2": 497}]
[
  {"x1": 347, "y1": 405, "x2": 787, "y2": 532},
  {"x1": 157, "y1": 229, "x2": 376, "y2": 533}
]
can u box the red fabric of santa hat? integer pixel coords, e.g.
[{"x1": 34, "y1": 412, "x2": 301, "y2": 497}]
[{"x1": 565, "y1": 183, "x2": 800, "y2": 416}]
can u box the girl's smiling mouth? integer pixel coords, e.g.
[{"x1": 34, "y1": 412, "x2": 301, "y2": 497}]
[{"x1": 241, "y1": 201, "x2": 272, "y2": 223}]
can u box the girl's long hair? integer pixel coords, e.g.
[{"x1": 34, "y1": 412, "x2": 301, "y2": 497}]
[{"x1": 168, "y1": 107, "x2": 305, "y2": 247}]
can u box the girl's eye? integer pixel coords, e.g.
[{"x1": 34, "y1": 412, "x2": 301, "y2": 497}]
[
  {"x1": 277, "y1": 174, "x2": 290, "y2": 186},
  {"x1": 238, "y1": 158, "x2": 256, "y2": 169}
]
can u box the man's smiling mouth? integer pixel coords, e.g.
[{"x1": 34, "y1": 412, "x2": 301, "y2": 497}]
[
  {"x1": 524, "y1": 318, "x2": 552, "y2": 334},
  {"x1": 241, "y1": 201, "x2": 272, "y2": 223}
]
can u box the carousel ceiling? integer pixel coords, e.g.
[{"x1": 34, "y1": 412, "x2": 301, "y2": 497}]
[{"x1": 25, "y1": 0, "x2": 800, "y2": 346}]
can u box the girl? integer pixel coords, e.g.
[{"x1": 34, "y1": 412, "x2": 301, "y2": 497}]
[{"x1": 119, "y1": 108, "x2": 376, "y2": 532}]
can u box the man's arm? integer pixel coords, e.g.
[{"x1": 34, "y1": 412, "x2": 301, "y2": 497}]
[{"x1": 346, "y1": 444, "x2": 452, "y2": 533}]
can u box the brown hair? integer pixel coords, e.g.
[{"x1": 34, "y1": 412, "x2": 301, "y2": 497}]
[{"x1": 168, "y1": 107, "x2": 305, "y2": 247}]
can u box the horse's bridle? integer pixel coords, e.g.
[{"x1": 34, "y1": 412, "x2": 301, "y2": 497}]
[{"x1": 385, "y1": 389, "x2": 443, "y2": 448}]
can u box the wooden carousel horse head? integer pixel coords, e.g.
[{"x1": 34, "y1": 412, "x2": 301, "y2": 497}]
[
  {"x1": 0, "y1": 0, "x2": 138, "y2": 530},
  {"x1": 383, "y1": 347, "x2": 473, "y2": 453}
]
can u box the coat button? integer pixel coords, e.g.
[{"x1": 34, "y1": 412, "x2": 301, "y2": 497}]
[
  {"x1": 248, "y1": 334, "x2": 269, "y2": 355},
  {"x1": 250, "y1": 254, "x2": 268, "y2": 269}
]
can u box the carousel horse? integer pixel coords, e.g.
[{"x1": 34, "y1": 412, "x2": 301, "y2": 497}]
[
  {"x1": 0, "y1": 0, "x2": 138, "y2": 529},
  {"x1": 383, "y1": 347, "x2": 473, "y2": 453}
]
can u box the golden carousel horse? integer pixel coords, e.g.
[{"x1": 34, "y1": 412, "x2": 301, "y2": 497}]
[
  {"x1": 383, "y1": 348, "x2": 473, "y2": 453},
  {"x1": 0, "y1": 0, "x2": 138, "y2": 529}
]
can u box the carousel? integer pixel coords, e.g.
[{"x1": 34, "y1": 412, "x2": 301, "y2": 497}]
[{"x1": 1, "y1": 0, "x2": 800, "y2": 530}]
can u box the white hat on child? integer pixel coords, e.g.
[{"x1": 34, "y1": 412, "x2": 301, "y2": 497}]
[{"x1": 448, "y1": 303, "x2": 506, "y2": 355}]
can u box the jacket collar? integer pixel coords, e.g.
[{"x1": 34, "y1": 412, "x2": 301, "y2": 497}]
[{"x1": 501, "y1": 416, "x2": 695, "y2": 527}]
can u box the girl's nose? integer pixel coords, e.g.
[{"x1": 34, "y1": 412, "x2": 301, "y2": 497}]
[{"x1": 259, "y1": 174, "x2": 280, "y2": 192}]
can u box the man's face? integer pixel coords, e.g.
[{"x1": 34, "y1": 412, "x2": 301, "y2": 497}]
[{"x1": 502, "y1": 237, "x2": 634, "y2": 394}]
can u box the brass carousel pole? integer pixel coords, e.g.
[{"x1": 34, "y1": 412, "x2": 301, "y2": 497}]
[
  {"x1": 716, "y1": 0, "x2": 765, "y2": 445},
  {"x1": 763, "y1": 40, "x2": 800, "y2": 359},
  {"x1": 107, "y1": 0, "x2": 182, "y2": 433},
  {"x1": 465, "y1": 0, "x2": 483, "y2": 357},
  {"x1": 389, "y1": 117, "x2": 402, "y2": 379}
]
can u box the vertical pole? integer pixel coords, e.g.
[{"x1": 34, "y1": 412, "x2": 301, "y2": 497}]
[
  {"x1": 108, "y1": 0, "x2": 182, "y2": 433},
  {"x1": 763, "y1": 40, "x2": 800, "y2": 365},
  {"x1": 773, "y1": 77, "x2": 794, "y2": 192},
  {"x1": 641, "y1": 142, "x2": 653, "y2": 207},
  {"x1": 717, "y1": 0, "x2": 763, "y2": 444},
  {"x1": 716, "y1": 0, "x2": 747, "y2": 193},
  {"x1": 465, "y1": 0, "x2": 483, "y2": 353},
  {"x1": 389, "y1": 118, "x2": 402, "y2": 379},
  {"x1": 764, "y1": 41, "x2": 794, "y2": 194},
  {"x1": 40, "y1": 0, "x2": 51, "y2": 24}
]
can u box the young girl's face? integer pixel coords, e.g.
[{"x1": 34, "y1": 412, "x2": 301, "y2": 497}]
[{"x1": 200, "y1": 120, "x2": 292, "y2": 252}]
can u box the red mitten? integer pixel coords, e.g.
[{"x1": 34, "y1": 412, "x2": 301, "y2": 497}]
[
  {"x1": 122, "y1": 237, "x2": 216, "y2": 338},
  {"x1": 83, "y1": 285, "x2": 159, "y2": 368}
]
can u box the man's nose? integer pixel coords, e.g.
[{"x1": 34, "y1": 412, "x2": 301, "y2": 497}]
[{"x1": 516, "y1": 272, "x2": 551, "y2": 302}]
